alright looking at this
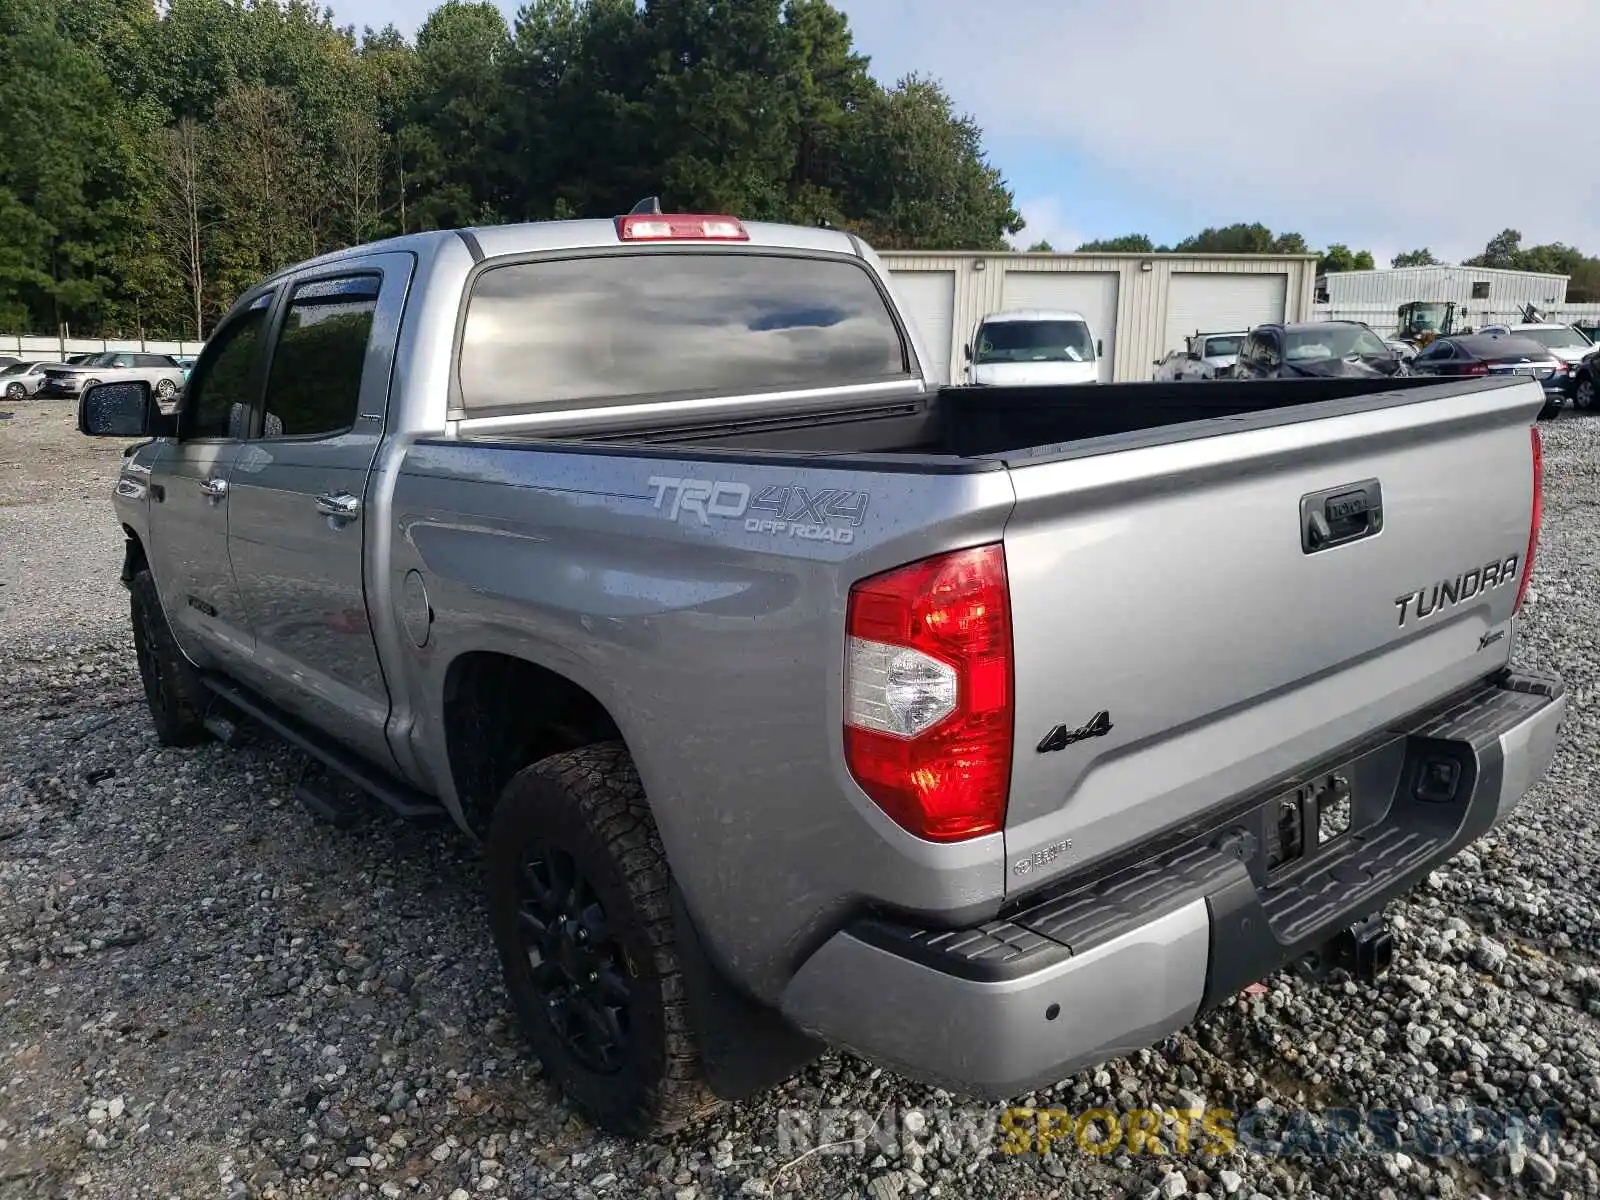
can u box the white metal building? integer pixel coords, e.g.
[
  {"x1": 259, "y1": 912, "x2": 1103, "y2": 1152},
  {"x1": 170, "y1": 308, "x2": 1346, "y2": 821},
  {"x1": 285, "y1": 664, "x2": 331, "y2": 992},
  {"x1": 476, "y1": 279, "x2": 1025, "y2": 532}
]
[
  {"x1": 1316, "y1": 265, "x2": 1568, "y2": 308},
  {"x1": 878, "y1": 251, "x2": 1319, "y2": 383},
  {"x1": 1313, "y1": 265, "x2": 1572, "y2": 336}
]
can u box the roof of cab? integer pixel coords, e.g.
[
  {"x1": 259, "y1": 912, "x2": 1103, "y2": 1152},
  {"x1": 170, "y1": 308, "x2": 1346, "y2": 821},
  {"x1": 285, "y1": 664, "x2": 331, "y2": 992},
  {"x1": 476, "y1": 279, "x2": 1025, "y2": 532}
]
[{"x1": 267, "y1": 216, "x2": 869, "y2": 284}]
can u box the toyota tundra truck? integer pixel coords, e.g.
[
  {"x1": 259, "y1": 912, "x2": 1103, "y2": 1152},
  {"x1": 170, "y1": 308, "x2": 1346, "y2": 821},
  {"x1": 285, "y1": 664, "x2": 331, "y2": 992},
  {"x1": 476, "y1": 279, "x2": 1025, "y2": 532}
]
[{"x1": 78, "y1": 206, "x2": 1565, "y2": 1137}]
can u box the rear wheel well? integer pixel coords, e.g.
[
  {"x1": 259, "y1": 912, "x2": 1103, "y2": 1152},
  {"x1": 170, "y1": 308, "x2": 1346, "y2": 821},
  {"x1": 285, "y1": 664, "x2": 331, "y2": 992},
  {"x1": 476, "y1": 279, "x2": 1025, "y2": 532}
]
[{"x1": 442, "y1": 651, "x2": 623, "y2": 836}]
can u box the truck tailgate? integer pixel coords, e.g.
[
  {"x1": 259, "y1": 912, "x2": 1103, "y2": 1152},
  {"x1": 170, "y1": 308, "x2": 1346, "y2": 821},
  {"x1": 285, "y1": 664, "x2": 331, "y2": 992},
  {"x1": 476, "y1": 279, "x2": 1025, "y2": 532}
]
[{"x1": 999, "y1": 379, "x2": 1543, "y2": 892}]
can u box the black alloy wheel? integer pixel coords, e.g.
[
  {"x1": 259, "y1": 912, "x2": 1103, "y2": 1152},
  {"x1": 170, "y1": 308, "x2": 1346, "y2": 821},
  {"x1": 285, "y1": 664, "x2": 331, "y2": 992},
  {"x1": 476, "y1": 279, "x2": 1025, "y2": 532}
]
[{"x1": 516, "y1": 842, "x2": 633, "y2": 1073}]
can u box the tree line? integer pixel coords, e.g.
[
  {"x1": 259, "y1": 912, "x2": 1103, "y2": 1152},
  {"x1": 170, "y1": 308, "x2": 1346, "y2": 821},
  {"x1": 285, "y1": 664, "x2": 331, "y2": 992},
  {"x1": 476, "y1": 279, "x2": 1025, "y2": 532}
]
[
  {"x1": 1041, "y1": 226, "x2": 1600, "y2": 301},
  {"x1": 0, "y1": 0, "x2": 1023, "y2": 339}
]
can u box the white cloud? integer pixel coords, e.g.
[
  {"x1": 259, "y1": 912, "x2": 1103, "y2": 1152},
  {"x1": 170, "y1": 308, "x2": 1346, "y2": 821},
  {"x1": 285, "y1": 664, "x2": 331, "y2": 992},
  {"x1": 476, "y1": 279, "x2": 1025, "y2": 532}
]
[
  {"x1": 1011, "y1": 195, "x2": 1082, "y2": 251},
  {"x1": 842, "y1": 0, "x2": 1600, "y2": 261}
]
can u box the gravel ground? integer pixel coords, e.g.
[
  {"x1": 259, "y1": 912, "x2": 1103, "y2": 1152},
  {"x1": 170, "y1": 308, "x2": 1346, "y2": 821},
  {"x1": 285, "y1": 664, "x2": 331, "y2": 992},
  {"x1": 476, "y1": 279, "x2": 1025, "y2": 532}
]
[{"x1": 2, "y1": 400, "x2": 1598, "y2": 1200}]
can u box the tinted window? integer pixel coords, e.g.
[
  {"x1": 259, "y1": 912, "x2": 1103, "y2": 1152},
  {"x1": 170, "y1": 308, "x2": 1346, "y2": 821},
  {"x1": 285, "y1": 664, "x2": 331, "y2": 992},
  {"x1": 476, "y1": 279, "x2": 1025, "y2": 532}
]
[
  {"x1": 259, "y1": 276, "x2": 379, "y2": 439},
  {"x1": 134, "y1": 353, "x2": 175, "y2": 368},
  {"x1": 184, "y1": 297, "x2": 273, "y2": 440},
  {"x1": 458, "y1": 253, "x2": 907, "y2": 413},
  {"x1": 1202, "y1": 336, "x2": 1242, "y2": 357}
]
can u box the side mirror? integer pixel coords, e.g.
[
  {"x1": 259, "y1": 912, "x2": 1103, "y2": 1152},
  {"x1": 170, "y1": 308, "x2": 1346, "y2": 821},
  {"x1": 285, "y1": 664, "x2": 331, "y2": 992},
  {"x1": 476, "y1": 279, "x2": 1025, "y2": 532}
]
[{"x1": 78, "y1": 380, "x2": 168, "y2": 438}]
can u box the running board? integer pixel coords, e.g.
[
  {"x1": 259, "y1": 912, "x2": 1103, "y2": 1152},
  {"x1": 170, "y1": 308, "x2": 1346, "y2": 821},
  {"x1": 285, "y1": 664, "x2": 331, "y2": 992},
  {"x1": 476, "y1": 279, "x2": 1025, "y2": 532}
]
[{"x1": 201, "y1": 676, "x2": 447, "y2": 822}]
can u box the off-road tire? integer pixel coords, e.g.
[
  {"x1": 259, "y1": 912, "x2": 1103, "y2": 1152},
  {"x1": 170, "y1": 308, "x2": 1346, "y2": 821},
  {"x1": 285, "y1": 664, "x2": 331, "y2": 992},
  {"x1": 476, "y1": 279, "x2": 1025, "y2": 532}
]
[
  {"x1": 485, "y1": 742, "x2": 722, "y2": 1137},
  {"x1": 129, "y1": 569, "x2": 211, "y2": 746}
]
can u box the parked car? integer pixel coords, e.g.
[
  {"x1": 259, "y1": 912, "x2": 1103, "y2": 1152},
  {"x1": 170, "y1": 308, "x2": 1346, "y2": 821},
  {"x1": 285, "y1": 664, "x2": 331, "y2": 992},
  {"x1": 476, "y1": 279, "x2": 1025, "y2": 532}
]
[
  {"x1": 0, "y1": 360, "x2": 53, "y2": 399},
  {"x1": 1234, "y1": 322, "x2": 1408, "y2": 380},
  {"x1": 38, "y1": 350, "x2": 186, "y2": 402},
  {"x1": 76, "y1": 209, "x2": 1563, "y2": 1137},
  {"x1": 1408, "y1": 333, "x2": 1566, "y2": 416},
  {"x1": 1474, "y1": 323, "x2": 1593, "y2": 406},
  {"x1": 1383, "y1": 339, "x2": 1418, "y2": 364},
  {"x1": 1572, "y1": 346, "x2": 1600, "y2": 412},
  {"x1": 961, "y1": 309, "x2": 1102, "y2": 385},
  {"x1": 0, "y1": 355, "x2": 19, "y2": 371},
  {"x1": 1153, "y1": 330, "x2": 1247, "y2": 381}
]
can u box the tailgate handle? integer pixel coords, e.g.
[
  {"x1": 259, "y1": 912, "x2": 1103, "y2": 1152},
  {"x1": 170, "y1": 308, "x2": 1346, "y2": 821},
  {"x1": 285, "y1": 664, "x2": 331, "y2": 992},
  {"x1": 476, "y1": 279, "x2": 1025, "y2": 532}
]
[{"x1": 1301, "y1": 479, "x2": 1383, "y2": 553}]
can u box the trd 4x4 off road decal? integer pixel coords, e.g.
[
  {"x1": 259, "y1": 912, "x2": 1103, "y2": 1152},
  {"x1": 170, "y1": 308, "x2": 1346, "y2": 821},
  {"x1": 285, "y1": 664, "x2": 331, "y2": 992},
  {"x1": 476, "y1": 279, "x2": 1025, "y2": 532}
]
[{"x1": 647, "y1": 476, "x2": 871, "y2": 545}]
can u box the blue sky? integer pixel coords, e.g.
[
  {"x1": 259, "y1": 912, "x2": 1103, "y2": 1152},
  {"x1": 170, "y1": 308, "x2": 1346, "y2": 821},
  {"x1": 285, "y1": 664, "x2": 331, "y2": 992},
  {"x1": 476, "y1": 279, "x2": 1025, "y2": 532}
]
[{"x1": 333, "y1": 0, "x2": 1600, "y2": 264}]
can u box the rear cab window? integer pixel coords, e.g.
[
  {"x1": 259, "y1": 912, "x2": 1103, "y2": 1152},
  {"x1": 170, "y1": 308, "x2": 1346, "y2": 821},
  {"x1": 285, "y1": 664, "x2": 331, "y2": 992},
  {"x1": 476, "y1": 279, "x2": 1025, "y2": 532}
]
[{"x1": 455, "y1": 252, "x2": 910, "y2": 416}]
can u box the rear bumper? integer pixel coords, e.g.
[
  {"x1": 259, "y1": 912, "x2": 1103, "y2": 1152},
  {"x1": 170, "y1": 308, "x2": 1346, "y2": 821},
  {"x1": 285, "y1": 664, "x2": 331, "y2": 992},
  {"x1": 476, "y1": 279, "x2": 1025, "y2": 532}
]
[{"x1": 778, "y1": 670, "x2": 1565, "y2": 1098}]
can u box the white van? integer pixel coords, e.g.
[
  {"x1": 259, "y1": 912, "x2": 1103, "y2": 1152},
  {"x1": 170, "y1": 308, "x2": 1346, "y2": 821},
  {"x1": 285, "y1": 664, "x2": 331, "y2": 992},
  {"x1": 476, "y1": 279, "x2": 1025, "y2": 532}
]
[{"x1": 962, "y1": 309, "x2": 1102, "y2": 386}]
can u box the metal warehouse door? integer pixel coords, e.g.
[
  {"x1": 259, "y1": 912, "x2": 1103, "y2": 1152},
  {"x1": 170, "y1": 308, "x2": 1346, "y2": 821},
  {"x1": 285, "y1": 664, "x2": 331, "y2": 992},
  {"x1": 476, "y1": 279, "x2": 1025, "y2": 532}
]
[
  {"x1": 888, "y1": 270, "x2": 956, "y2": 384},
  {"x1": 1000, "y1": 271, "x2": 1119, "y2": 381},
  {"x1": 1163, "y1": 272, "x2": 1287, "y2": 356}
]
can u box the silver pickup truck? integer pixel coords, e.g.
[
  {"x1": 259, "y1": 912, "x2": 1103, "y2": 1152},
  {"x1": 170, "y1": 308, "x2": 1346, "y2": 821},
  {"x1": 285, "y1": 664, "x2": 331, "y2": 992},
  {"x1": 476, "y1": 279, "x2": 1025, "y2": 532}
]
[{"x1": 78, "y1": 208, "x2": 1565, "y2": 1137}]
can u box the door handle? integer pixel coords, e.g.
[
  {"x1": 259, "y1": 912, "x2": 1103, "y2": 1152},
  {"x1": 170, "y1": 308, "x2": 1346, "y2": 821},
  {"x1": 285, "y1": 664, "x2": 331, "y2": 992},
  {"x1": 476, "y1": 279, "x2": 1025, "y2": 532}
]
[
  {"x1": 199, "y1": 476, "x2": 228, "y2": 500},
  {"x1": 315, "y1": 492, "x2": 361, "y2": 521}
]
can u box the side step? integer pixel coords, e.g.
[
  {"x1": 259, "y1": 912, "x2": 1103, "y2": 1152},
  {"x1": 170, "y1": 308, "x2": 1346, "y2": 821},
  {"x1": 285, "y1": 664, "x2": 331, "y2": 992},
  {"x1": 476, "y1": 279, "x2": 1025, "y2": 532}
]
[{"x1": 202, "y1": 676, "x2": 447, "y2": 823}]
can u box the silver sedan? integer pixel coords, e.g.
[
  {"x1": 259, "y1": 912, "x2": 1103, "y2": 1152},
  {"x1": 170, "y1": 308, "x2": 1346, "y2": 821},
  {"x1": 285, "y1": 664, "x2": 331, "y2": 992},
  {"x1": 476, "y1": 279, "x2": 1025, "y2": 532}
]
[{"x1": 0, "y1": 360, "x2": 54, "y2": 400}]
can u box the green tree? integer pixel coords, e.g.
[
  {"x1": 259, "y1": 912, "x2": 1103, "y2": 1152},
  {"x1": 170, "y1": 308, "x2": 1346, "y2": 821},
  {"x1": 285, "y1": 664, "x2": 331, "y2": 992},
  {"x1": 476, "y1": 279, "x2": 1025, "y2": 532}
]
[
  {"x1": 0, "y1": 0, "x2": 126, "y2": 331},
  {"x1": 1466, "y1": 228, "x2": 1522, "y2": 269},
  {"x1": 1076, "y1": 234, "x2": 1154, "y2": 253},
  {"x1": 1025, "y1": 239, "x2": 1054, "y2": 252},
  {"x1": 1391, "y1": 248, "x2": 1439, "y2": 267},
  {"x1": 1172, "y1": 223, "x2": 1274, "y2": 254},
  {"x1": 402, "y1": 2, "x2": 514, "y2": 230},
  {"x1": 835, "y1": 74, "x2": 1021, "y2": 249},
  {"x1": 1318, "y1": 244, "x2": 1376, "y2": 274}
]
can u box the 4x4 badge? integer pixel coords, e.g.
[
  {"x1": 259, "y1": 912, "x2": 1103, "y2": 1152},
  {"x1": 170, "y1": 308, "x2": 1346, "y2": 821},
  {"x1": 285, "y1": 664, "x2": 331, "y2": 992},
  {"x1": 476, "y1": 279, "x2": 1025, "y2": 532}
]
[{"x1": 1037, "y1": 711, "x2": 1113, "y2": 753}]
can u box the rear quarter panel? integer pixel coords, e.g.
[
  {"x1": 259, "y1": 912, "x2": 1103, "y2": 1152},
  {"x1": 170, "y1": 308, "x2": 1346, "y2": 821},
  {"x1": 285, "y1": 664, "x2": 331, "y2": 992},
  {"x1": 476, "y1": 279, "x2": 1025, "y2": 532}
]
[{"x1": 386, "y1": 442, "x2": 1017, "y2": 998}]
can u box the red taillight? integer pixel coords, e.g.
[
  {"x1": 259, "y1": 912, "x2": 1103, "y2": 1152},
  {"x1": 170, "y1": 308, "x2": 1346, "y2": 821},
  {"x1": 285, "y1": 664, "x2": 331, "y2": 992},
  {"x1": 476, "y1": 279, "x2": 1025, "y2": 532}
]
[
  {"x1": 1515, "y1": 425, "x2": 1542, "y2": 614},
  {"x1": 615, "y1": 214, "x2": 749, "y2": 241},
  {"x1": 843, "y1": 545, "x2": 1013, "y2": 842},
  {"x1": 1462, "y1": 362, "x2": 1489, "y2": 375}
]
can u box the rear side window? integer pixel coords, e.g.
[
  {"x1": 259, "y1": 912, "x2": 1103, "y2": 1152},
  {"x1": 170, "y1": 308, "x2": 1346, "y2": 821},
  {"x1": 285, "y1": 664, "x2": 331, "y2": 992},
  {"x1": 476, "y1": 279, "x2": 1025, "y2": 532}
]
[
  {"x1": 259, "y1": 275, "x2": 379, "y2": 439},
  {"x1": 457, "y1": 252, "x2": 908, "y2": 414}
]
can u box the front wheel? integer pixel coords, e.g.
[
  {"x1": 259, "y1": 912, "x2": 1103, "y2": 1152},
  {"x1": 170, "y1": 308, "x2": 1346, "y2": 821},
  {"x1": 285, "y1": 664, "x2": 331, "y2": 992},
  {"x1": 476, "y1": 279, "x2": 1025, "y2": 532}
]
[
  {"x1": 129, "y1": 570, "x2": 211, "y2": 746},
  {"x1": 1574, "y1": 374, "x2": 1596, "y2": 412},
  {"x1": 5, "y1": 382, "x2": 23, "y2": 400},
  {"x1": 155, "y1": 377, "x2": 177, "y2": 400},
  {"x1": 485, "y1": 742, "x2": 721, "y2": 1136}
]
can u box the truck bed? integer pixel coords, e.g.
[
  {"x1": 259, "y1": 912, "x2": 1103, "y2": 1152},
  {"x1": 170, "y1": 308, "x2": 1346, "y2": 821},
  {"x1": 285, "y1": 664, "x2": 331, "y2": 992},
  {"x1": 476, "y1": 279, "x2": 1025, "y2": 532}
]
[{"x1": 505, "y1": 376, "x2": 1469, "y2": 465}]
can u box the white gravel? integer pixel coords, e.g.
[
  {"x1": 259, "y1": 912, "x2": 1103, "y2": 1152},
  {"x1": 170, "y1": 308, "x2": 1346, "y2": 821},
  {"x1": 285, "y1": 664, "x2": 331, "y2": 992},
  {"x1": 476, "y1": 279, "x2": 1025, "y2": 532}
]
[{"x1": 2, "y1": 403, "x2": 1598, "y2": 1200}]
